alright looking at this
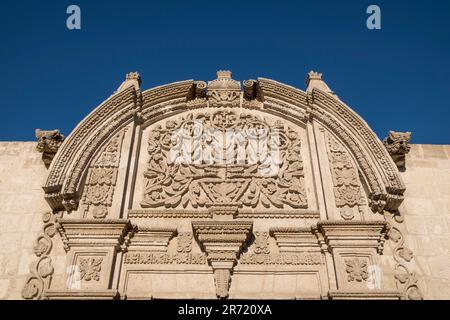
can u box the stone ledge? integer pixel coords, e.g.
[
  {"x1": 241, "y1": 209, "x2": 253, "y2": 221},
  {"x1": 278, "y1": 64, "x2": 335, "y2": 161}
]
[
  {"x1": 43, "y1": 289, "x2": 119, "y2": 300},
  {"x1": 328, "y1": 290, "x2": 402, "y2": 300}
]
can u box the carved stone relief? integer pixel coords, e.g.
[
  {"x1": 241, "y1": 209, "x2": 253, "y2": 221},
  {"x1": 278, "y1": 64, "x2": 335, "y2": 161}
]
[
  {"x1": 35, "y1": 129, "x2": 65, "y2": 167},
  {"x1": 141, "y1": 110, "x2": 307, "y2": 211},
  {"x1": 383, "y1": 131, "x2": 411, "y2": 170},
  {"x1": 82, "y1": 129, "x2": 126, "y2": 218}
]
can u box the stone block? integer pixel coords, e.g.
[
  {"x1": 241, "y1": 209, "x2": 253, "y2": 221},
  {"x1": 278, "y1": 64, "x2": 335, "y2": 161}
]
[{"x1": 428, "y1": 257, "x2": 450, "y2": 279}]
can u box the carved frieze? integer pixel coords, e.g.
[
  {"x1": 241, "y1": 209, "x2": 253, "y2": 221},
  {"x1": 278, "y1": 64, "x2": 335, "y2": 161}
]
[
  {"x1": 123, "y1": 252, "x2": 207, "y2": 265},
  {"x1": 239, "y1": 252, "x2": 323, "y2": 265}
]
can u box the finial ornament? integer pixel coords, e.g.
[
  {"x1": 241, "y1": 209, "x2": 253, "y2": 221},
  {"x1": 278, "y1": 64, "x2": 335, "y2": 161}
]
[
  {"x1": 305, "y1": 70, "x2": 335, "y2": 96},
  {"x1": 116, "y1": 71, "x2": 141, "y2": 93}
]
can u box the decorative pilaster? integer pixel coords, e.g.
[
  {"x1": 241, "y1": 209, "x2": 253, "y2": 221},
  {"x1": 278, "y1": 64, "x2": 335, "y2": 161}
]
[
  {"x1": 315, "y1": 220, "x2": 401, "y2": 299},
  {"x1": 44, "y1": 219, "x2": 133, "y2": 300},
  {"x1": 192, "y1": 221, "x2": 253, "y2": 299}
]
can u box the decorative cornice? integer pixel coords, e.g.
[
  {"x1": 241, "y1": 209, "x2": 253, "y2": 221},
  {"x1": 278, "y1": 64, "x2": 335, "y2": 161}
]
[
  {"x1": 128, "y1": 226, "x2": 177, "y2": 252},
  {"x1": 56, "y1": 218, "x2": 133, "y2": 251},
  {"x1": 44, "y1": 289, "x2": 120, "y2": 300},
  {"x1": 269, "y1": 227, "x2": 319, "y2": 252},
  {"x1": 315, "y1": 220, "x2": 388, "y2": 253}
]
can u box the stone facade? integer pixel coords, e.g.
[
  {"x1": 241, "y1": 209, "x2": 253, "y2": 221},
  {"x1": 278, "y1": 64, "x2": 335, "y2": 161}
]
[{"x1": 0, "y1": 71, "x2": 449, "y2": 300}]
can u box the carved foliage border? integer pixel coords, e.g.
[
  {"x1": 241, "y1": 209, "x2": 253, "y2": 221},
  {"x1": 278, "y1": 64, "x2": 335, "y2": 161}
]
[{"x1": 22, "y1": 212, "x2": 61, "y2": 300}]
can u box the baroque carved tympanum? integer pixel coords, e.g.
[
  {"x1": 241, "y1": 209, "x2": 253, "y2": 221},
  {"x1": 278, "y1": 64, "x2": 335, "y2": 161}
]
[{"x1": 141, "y1": 110, "x2": 307, "y2": 211}]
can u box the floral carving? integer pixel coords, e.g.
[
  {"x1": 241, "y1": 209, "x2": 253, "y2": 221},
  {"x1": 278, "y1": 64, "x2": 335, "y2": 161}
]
[
  {"x1": 82, "y1": 130, "x2": 125, "y2": 218},
  {"x1": 327, "y1": 135, "x2": 363, "y2": 220},
  {"x1": 79, "y1": 257, "x2": 103, "y2": 281},
  {"x1": 141, "y1": 110, "x2": 307, "y2": 210},
  {"x1": 345, "y1": 258, "x2": 368, "y2": 282}
]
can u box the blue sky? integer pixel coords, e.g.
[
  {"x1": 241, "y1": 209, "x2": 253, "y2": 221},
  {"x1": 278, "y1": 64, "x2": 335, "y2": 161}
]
[{"x1": 0, "y1": 0, "x2": 449, "y2": 143}]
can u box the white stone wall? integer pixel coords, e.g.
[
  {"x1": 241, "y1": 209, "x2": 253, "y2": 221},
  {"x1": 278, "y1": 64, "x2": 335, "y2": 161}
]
[
  {"x1": 400, "y1": 144, "x2": 450, "y2": 299},
  {"x1": 0, "y1": 142, "x2": 449, "y2": 299},
  {"x1": 0, "y1": 142, "x2": 49, "y2": 299}
]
